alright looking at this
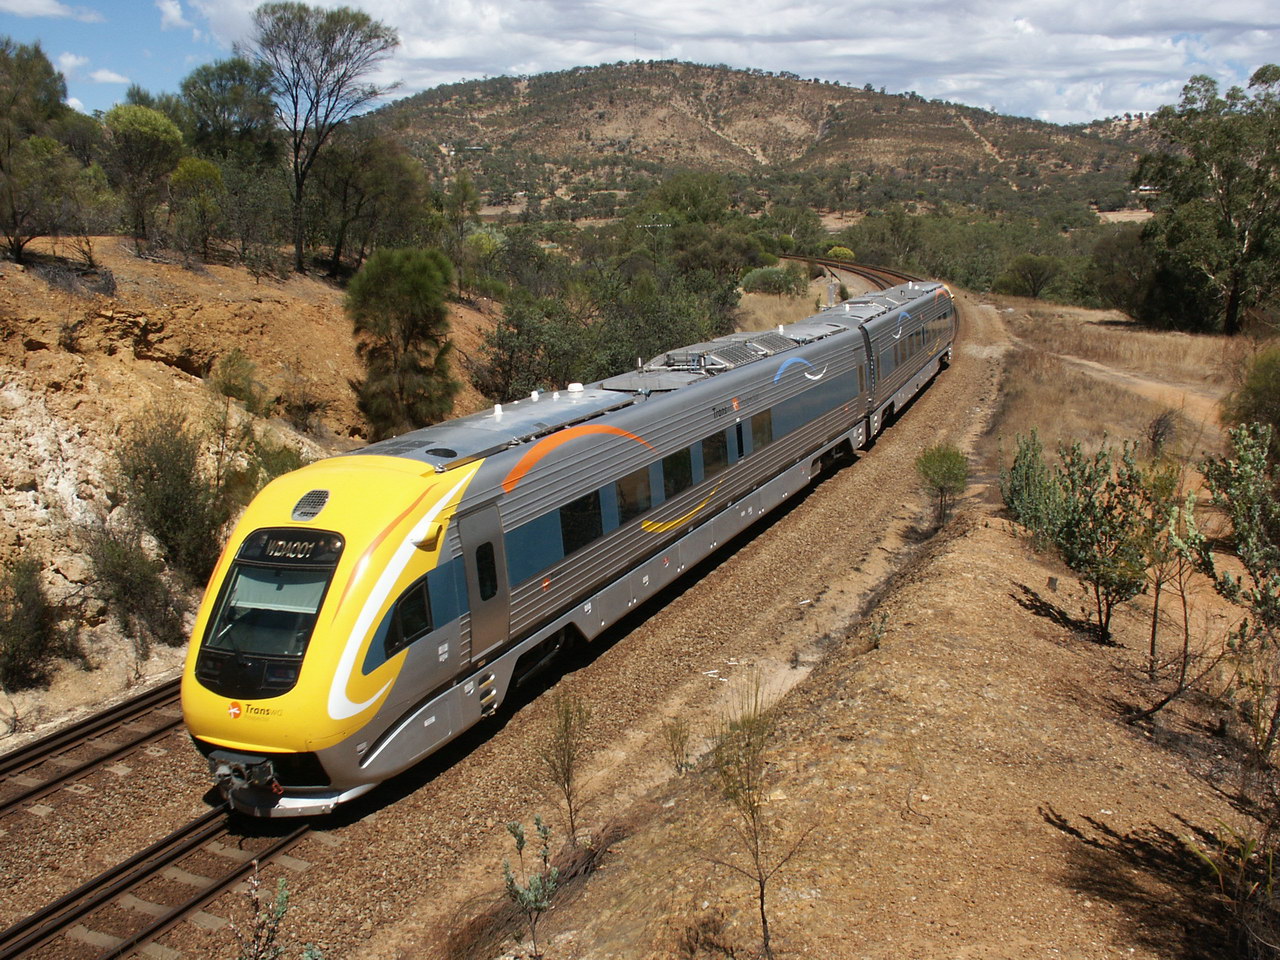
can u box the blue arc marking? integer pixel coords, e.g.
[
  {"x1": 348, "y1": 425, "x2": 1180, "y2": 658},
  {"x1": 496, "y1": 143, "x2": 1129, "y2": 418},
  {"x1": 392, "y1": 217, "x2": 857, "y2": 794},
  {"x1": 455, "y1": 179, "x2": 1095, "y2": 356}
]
[
  {"x1": 773, "y1": 357, "x2": 828, "y2": 383},
  {"x1": 894, "y1": 309, "x2": 912, "y2": 339}
]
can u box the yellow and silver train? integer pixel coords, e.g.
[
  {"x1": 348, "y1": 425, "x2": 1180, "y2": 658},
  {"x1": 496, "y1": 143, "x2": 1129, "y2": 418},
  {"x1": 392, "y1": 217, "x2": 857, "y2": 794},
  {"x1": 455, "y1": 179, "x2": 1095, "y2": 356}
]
[{"x1": 181, "y1": 281, "x2": 955, "y2": 815}]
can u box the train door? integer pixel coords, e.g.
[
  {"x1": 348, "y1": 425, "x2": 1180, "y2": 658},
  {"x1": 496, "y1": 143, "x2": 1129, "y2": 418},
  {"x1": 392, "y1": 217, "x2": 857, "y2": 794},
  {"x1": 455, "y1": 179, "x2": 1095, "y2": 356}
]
[{"x1": 457, "y1": 505, "x2": 510, "y2": 664}]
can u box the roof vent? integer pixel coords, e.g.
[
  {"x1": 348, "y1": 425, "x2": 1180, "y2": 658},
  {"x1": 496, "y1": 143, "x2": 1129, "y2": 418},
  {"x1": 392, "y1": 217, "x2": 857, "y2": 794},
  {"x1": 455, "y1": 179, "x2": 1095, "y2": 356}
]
[{"x1": 292, "y1": 489, "x2": 329, "y2": 522}]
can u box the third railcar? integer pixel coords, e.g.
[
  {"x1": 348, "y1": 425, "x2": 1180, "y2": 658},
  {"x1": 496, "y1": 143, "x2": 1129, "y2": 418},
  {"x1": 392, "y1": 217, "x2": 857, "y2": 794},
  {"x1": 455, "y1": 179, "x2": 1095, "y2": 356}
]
[{"x1": 180, "y1": 281, "x2": 956, "y2": 815}]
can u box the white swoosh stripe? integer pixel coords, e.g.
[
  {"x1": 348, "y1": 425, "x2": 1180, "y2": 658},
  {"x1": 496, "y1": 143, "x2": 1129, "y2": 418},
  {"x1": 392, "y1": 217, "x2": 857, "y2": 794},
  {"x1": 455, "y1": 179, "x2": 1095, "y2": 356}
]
[{"x1": 327, "y1": 473, "x2": 473, "y2": 722}]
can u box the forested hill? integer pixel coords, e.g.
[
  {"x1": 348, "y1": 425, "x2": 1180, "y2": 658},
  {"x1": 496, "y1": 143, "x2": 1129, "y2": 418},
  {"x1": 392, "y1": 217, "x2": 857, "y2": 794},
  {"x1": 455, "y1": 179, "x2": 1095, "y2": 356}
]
[{"x1": 376, "y1": 61, "x2": 1140, "y2": 214}]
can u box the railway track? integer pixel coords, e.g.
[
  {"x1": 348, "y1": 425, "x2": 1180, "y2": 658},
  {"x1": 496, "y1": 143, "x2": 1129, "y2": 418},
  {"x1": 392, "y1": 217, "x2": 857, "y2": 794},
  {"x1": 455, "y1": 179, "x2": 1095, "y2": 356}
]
[
  {"x1": 780, "y1": 255, "x2": 923, "y2": 290},
  {"x1": 0, "y1": 805, "x2": 309, "y2": 959},
  {"x1": 0, "y1": 678, "x2": 183, "y2": 818}
]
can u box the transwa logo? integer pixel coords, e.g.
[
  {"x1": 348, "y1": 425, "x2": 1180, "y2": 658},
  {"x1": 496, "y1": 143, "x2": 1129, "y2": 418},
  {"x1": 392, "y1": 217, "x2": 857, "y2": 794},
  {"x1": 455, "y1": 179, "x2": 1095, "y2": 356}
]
[{"x1": 228, "y1": 701, "x2": 242, "y2": 719}]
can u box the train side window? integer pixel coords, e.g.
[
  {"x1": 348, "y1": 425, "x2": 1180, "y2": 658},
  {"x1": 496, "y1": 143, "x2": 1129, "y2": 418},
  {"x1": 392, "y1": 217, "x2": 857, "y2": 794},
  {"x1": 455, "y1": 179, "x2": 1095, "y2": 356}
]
[
  {"x1": 615, "y1": 468, "x2": 651, "y2": 525},
  {"x1": 386, "y1": 581, "x2": 433, "y2": 658},
  {"x1": 702, "y1": 431, "x2": 729, "y2": 479},
  {"x1": 733, "y1": 423, "x2": 745, "y2": 461},
  {"x1": 663, "y1": 447, "x2": 693, "y2": 500},
  {"x1": 751, "y1": 409, "x2": 773, "y2": 452},
  {"x1": 475, "y1": 542, "x2": 497, "y2": 601},
  {"x1": 560, "y1": 489, "x2": 603, "y2": 555}
]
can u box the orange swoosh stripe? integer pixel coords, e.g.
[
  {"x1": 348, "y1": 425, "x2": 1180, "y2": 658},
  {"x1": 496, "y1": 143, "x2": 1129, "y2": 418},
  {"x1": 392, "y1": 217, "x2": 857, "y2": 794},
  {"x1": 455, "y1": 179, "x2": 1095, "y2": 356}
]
[
  {"x1": 330, "y1": 487, "x2": 434, "y2": 623},
  {"x1": 503, "y1": 425, "x2": 654, "y2": 493}
]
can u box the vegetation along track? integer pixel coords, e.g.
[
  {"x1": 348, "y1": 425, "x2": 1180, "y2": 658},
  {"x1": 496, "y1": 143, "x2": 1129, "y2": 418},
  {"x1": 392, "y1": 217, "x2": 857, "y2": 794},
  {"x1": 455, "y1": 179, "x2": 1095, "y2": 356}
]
[
  {"x1": 0, "y1": 805, "x2": 308, "y2": 959},
  {"x1": 0, "y1": 679, "x2": 183, "y2": 818}
]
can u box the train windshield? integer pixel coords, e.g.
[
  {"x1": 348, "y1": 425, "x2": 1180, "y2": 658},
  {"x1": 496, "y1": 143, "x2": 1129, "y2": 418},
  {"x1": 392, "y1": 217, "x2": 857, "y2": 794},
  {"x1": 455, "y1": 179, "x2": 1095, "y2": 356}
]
[
  {"x1": 195, "y1": 530, "x2": 344, "y2": 699},
  {"x1": 205, "y1": 564, "x2": 331, "y2": 658}
]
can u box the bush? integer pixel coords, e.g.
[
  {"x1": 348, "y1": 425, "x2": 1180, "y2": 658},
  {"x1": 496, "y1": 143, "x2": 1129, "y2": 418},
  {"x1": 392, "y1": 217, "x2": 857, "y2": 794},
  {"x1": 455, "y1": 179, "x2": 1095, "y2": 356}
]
[
  {"x1": 85, "y1": 525, "x2": 187, "y2": 655},
  {"x1": 210, "y1": 348, "x2": 271, "y2": 415},
  {"x1": 116, "y1": 407, "x2": 229, "y2": 582},
  {"x1": 826, "y1": 245, "x2": 855, "y2": 261},
  {"x1": 1223, "y1": 346, "x2": 1280, "y2": 465},
  {"x1": 999, "y1": 430, "x2": 1063, "y2": 546},
  {"x1": 741, "y1": 265, "x2": 807, "y2": 296},
  {"x1": 915, "y1": 443, "x2": 968, "y2": 525},
  {"x1": 0, "y1": 556, "x2": 63, "y2": 690}
]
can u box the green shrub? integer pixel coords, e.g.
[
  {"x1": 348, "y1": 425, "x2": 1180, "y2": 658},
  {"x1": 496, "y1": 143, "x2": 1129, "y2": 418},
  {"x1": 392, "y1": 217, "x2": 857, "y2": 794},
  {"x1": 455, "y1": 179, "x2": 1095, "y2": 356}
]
[
  {"x1": 1223, "y1": 346, "x2": 1280, "y2": 465},
  {"x1": 999, "y1": 430, "x2": 1063, "y2": 546},
  {"x1": 0, "y1": 556, "x2": 63, "y2": 690},
  {"x1": 116, "y1": 407, "x2": 229, "y2": 582},
  {"x1": 85, "y1": 525, "x2": 187, "y2": 654},
  {"x1": 210, "y1": 348, "x2": 271, "y2": 415},
  {"x1": 826, "y1": 245, "x2": 855, "y2": 261},
  {"x1": 741, "y1": 265, "x2": 807, "y2": 296},
  {"x1": 915, "y1": 443, "x2": 968, "y2": 525}
]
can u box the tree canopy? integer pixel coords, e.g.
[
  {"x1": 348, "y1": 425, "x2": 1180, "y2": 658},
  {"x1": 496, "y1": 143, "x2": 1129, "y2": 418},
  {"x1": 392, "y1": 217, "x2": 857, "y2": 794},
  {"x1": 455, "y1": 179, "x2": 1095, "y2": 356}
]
[
  {"x1": 241, "y1": 2, "x2": 399, "y2": 272},
  {"x1": 1137, "y1": 65, "x2": 1280, "y2": 335},
  {"x1": 347, "y1": 247, "x2": 459, "y2": 439}
]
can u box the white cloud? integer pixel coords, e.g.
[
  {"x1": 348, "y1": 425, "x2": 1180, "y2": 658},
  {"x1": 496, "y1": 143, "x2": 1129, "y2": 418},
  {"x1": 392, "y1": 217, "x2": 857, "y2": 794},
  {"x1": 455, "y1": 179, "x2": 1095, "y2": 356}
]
[
  {"x1": 65, "y1": 96, "x2": 85, "y2": 112},
  {"x1": 169, "y1": 0, "x2": 1280, "y2": 124},
  {"x1": 56, "y1": 51, "x2": 88, "y2": 77},
  {"x1": 0, "y1": 0, "x2": 102, "y2": 21},
  {"x1": 156, "y1": 0, "x2": 191, "y2": 30},
  {"x1": 90, "y1": 68, "x2": 129, "y2": 83}
]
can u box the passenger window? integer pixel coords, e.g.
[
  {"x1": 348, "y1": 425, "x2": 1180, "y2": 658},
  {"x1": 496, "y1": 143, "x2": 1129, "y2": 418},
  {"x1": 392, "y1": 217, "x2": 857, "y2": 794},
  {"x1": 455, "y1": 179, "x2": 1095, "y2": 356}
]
[
  {"x1": 615, "y1": 468, "x2": 651, "y2": 525},
  {"x1": 702, "y1": 431, "x2": 729, "y2": 479},
  {"x1": 663, "y1": 448, "x2": 693, "y2": 499},
  {"x1": 560, "y1": 489, "x2": 603, "y2": 555},
  {"x1": 734, "y1": 423, "x2": 745, "y2": 461},
  {"x1": 751, "y1": 410, "x2": 773, "y2": 452},
  {"x1": 386, "y1": 581, "x2": 432, "y2": 658},
  {"x1": 475, "y1": 542, "x2": 497, "y2": 601}
]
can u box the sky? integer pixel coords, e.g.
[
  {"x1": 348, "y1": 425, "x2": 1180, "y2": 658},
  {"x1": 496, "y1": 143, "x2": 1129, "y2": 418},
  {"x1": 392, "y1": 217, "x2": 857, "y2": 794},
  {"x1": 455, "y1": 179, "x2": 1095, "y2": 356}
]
[{"x1": 1, "y1": 0, "x2": 1277, "y2": 126}]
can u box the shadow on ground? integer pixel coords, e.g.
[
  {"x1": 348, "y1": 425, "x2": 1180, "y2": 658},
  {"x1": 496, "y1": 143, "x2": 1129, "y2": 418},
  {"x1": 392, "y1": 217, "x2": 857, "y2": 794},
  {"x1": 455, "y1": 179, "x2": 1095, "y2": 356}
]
[
  {"x1": 1040, "y1": 804, "x2": 1232, "y2": 959},
  {"x1": 1012, "y1": 582, "x2": 1119, "y2": 646}
]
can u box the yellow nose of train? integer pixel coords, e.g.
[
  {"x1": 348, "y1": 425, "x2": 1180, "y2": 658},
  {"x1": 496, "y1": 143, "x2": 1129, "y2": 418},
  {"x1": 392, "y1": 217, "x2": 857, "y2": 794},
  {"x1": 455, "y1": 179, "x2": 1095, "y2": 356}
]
[{"x1": 181, "y1": 453, "x2": 478, "y2": 812}]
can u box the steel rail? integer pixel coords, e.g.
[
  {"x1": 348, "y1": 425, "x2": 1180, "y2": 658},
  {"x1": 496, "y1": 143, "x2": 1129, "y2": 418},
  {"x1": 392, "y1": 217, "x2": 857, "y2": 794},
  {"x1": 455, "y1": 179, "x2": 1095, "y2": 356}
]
[
  {"x1": 0, "y1": 806, "x2": 227, "y2": 959},
  {"x1": 0, "y1": 678, "x2": 181, "y2": 781},
  {"x1": 0, "y1": 679, "x2": 184, "y2": 817},
  {"x1": 0, "y1": 804, "x2": 310, "y2": 960}
]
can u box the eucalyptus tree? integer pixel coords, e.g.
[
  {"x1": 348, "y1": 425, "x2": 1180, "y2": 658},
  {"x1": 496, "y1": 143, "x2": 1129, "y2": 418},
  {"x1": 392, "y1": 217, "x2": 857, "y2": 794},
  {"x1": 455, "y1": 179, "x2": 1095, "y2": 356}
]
[
  {"x1": 241, "y1": 2, "x2": 399, "y2": 272},
  {"x1": 1137, "y1": 66, "x2": 1280, "y2": 335}
]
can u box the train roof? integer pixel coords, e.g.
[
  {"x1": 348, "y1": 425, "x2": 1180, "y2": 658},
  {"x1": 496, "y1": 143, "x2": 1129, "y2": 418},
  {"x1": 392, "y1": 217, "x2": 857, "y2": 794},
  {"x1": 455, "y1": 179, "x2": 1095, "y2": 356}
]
[{"x1": 355, "y1": 280, "x2": 944, "y2": 473}]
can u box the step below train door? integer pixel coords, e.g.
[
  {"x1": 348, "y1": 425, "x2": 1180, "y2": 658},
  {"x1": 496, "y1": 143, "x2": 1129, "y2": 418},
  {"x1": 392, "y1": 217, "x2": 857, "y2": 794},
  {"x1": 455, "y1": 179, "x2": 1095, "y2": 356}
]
[{"x1": 457, "y1": 505, "x2": 510, "y2": 667}]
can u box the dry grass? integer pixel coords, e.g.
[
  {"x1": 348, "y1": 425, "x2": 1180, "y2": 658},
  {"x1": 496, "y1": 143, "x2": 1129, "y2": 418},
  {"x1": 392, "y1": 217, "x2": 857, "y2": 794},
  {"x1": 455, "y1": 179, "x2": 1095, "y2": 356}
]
[
  {"x1": 1008, "y1": 307, "x2": 1242, "y2": 389},
  {"x1": 980, "y1": 347, "x2": 1189, "y2": 477}
]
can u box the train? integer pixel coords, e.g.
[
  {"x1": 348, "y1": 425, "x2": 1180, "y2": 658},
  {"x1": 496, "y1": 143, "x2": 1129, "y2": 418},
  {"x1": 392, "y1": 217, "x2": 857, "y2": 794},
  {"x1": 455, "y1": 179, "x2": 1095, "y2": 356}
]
[{"x1": 180, "y1": 280, "x2": 956, "y2": 816}]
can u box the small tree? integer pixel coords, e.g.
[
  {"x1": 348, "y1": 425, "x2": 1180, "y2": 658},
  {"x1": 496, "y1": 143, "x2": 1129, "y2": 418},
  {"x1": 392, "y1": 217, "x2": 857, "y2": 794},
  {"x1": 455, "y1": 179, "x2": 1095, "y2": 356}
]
[
  {"x1": 503, "y1": 817, "x2": 559, "y2": 960},
  {"x1": 915, "y1": 443, "x2": 968, "y2": 525},
  {"x1": 1179, "y1": 423, "x2": 1280, "y2": 760},
  {"x1": 242, "y1": 1, "x2": 399, "y2": 272},
  {"x1": 116, "y1": 407, "x2": 230, "y2": 582},
  {"x1": 705, "y1": 675, "x2": 811, "y2": 960},
  {"x1": 1223, "y1": 346, "x2": 1280, "y2": 465},
  {"x1": 999, "y1": 430, "x2": 1063, "y2": 547},
  {"x1": 230, "y1": 862, "x2": 324, "y2": 960},
  {"x1": 101, "y1": 104, "x2": 184, "y2": 248},
  {"x1": 539, "y1": 691, "x2": 591, "y2": 847},
  {"x1": 0, "y1": 556, "x2": 61, "y2": 691},
  {"x1": 169, "y1": 156, "x2": 224, "y2": 260},
  {"x1": 347, "y1": 247, "x2": 459, "y2": 439},
  {"x1": 995, "y1": 253, "x2": 1063, "y2": 299},
  {"x1": 1053, "y1": 441, "x2": 1148, "y2": 641}
]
